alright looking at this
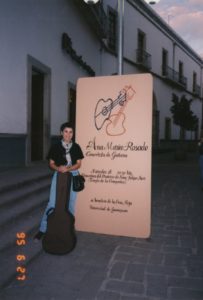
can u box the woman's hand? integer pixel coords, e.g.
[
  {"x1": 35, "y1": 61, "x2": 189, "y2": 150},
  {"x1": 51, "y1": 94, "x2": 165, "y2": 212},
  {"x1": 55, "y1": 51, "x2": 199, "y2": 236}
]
[
  {"x1": 49, "y1": 159, "x2": 82, "y2": 173},
  {"x1": 57, "y1": 166, "x2": 69, "y2": 173},
  {"x1": 49, "y1": 160, "x2": 69, "y2": 173}
]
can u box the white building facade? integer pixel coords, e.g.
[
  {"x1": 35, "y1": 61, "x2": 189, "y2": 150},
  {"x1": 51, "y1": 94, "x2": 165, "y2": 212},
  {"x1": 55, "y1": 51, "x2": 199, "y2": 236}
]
[{"x1": 0, "y1": 0, "x2": 202, "y2": 166}]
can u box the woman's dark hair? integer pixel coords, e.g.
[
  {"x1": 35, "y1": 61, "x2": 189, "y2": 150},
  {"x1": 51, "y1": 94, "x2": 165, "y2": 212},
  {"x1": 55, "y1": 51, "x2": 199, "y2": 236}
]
[{"x1": 60, "y1": 122, "x2": 73, "y2": 132}]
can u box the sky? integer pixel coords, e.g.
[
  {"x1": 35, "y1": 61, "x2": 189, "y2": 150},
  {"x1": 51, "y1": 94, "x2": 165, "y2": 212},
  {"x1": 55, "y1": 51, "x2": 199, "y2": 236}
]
[{"x1": 150, "y1": 0, "x2": 203, "y2": 58}]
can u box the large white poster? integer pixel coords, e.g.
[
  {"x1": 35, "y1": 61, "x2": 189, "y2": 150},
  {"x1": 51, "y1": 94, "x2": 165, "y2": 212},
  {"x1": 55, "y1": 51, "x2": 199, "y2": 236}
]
[{"x1": 75, "y1": 74, "x2": 152, "y2": 238}]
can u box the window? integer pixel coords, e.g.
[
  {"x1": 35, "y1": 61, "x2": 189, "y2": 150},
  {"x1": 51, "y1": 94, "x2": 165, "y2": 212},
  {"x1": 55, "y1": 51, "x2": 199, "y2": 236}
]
[
  {"x1": 107, "y1": 7, "x2": 117, "y2": 52},
  {"x1": 137, "y1": 30, "x2": 146, "y2": 63},
  {"x1": 137, "y1": 30, "x2": 146, "y2": 51},
  {"x1": 162, "y1": 49, "x2": 168, "y2": 76},
  {"x1": 193, "y1": 72, "x2": 197, "y2": 93},
  {"x1": 165, "y1": 118, "x2": 171, "y2": 140},
  {"x1": 179, "y1": 61, "x2": 183, "y2": 82}
]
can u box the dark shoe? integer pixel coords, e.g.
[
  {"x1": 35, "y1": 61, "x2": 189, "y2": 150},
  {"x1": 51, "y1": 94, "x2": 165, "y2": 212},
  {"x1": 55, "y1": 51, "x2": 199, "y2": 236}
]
[{"x1": 34, "y1": 231, "x2": 44, "y2": 240}]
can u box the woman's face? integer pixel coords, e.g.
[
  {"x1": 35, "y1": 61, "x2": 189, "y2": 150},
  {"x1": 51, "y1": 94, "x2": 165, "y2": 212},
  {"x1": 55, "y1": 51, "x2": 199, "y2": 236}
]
[{"x1": 61, "y1": 127, "x2": 73, "y2": 143}]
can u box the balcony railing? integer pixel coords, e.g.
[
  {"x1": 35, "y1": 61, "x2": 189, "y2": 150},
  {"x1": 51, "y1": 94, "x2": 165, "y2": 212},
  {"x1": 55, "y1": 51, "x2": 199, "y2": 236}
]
[
  {"x1": 193, "y1": 83, "x2": 201, "y2": 97},
  {"x1": 136, "y1": 48, "x2": 151, "y2": 70},
  {"x1": 162, "y1": 65, "x2": 187, "y2": 89},
  {"x1": 179, "y1": 74, "x2": 187, "y2": 88}
]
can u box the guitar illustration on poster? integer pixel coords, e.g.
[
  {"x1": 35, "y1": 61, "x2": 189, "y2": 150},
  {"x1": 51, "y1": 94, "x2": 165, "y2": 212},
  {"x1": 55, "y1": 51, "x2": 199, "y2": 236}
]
[{"x1": 94, "y1": 85, "x2": 136, "y2": 136}]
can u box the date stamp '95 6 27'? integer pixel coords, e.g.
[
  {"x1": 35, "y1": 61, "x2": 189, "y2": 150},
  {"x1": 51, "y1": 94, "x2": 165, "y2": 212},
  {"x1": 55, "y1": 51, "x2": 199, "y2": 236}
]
[{"x1": 16, "y1": 232, "x2": 26, "y2": 281}]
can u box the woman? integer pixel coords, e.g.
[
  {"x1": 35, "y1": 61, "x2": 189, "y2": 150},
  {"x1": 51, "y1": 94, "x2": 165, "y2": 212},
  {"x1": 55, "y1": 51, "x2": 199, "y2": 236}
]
[{"x1": 34, "y1": 122, "x2": 84, "y2": 240}]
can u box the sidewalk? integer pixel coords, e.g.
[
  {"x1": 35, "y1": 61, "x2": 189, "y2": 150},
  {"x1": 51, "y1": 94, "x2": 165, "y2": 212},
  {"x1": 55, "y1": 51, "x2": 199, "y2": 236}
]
[{"x1": 0, "y1": 152, "x2": 203, "y2": 300}]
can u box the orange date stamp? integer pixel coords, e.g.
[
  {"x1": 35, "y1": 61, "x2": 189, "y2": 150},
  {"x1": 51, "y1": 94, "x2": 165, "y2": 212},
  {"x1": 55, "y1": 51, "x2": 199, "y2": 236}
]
[{"x1": 16, "y1": 232, "x2": 26, "y2": 281}]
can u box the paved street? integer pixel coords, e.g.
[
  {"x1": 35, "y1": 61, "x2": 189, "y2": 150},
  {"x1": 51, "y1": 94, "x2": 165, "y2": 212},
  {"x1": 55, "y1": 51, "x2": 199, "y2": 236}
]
[{"x1": 0, "y1": 152, "x2": 203, "y2": 300}]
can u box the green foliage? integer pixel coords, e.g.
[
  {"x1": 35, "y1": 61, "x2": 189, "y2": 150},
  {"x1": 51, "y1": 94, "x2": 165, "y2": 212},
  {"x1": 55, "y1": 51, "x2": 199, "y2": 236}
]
[{"x1": 170, "y1": 93, "x2": 198, "y2": 133}]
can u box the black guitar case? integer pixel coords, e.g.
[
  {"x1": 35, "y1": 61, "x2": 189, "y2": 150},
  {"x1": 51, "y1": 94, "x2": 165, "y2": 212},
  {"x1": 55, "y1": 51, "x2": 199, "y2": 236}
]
[{"x1": 42, "y1": 172, "x2": 77, "y2": 254}]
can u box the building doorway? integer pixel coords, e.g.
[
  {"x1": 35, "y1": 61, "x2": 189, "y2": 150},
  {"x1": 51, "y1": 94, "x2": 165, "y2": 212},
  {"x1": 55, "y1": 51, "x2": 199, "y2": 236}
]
[
  {"x1": 68, "y1": 83, "x2": 76, "y2": 140},
  {"x1": 31, "y1": 69, "x2": 44, "y2": 161},
  {"x1": 27, "y1": 55, "x2": 51, "y2": 164}
]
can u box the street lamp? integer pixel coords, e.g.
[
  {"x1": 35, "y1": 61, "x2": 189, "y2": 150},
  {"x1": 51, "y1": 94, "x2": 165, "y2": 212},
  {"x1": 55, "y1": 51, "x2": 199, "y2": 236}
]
[
  {"x1": 144, "y1": 0, "x2": 160, "y2": 4},
  {"x1": 83, "y1": 0, "x2": 100, "y2": 4},
  {"x1": 117, "y1": 0, "x2": 124, "y2": 75}
]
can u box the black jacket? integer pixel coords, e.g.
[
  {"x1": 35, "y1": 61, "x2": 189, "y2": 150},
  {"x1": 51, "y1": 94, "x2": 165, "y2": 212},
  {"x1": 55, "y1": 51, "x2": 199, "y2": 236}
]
[{"x1": 46, "y1": 141, "x2": 84, "y2": 166}]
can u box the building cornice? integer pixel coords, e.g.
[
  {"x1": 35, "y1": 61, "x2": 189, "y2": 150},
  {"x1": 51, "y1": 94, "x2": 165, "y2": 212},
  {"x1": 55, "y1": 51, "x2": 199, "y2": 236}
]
[{"x1": 127, "y1": 0, "x2": 203, "y2": 67}]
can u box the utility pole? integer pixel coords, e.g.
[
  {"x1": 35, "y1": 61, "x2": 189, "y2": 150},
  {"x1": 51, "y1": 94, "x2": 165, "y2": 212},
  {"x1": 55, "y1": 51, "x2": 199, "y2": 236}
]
[{"x1": 117, "y1": 0, "x2": 124, "y2": 75}]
